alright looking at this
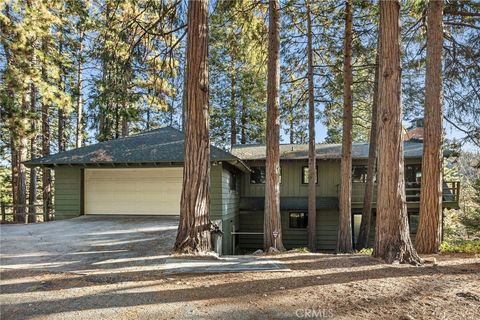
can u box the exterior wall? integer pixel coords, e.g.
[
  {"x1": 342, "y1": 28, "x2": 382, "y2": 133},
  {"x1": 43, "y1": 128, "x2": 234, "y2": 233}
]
[
  {"x1": 237, "y1": 160, "x2": 340, "y2": 252},
  {"x1": 236, "y1": 157, "x2": 425, "y2": 253},
  {"x1": 241, "y1": 159, "x2": 340, "y2": 197},
  {"x1": 210, "y1": 163, "x2": 240, "y2": 255},
  {"x1": 54, "y1": 167, "x2": 82, "y2": 220},
  {"x1": 238, "y1": 210, "x2": 338, "y2": 251}
]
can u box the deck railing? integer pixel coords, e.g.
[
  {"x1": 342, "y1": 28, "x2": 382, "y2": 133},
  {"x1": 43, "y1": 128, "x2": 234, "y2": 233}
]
[
  {"x1": 0, "y1": 203, "x2": 54, "y2": 224},
  {"x1": 349, "y1": 180, "x2": 460, "y2": 204}
]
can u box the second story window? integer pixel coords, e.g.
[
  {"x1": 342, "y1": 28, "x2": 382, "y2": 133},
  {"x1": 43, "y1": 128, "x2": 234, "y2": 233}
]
[
  {"x1": 249, "y1": 166, "x2": 282, "y2": 184},
  {"x1": 250, "y1": 166, "x2": 266, "y2": 184},
  {"x1": 352, "y1": 165, "x2": 368, "y2": 182},
  {"x1": 405, "y1": 164, "x2": 422, "y2": 184}
]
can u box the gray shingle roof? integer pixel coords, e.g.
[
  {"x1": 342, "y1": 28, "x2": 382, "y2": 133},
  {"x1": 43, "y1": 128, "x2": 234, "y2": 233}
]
[
  {"x1": 231, "y1": 141, "x2": 426, "y2": 160},
  {"x1": 25, "y1": 127, "x2": 237, "y2": 167}
]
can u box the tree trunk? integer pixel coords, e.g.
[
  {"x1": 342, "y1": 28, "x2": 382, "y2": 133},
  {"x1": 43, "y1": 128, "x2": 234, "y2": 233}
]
[
  {"x1": 17, "y1": 137, "x2": 28, "y2": 223},
  {"x1": 42, "y1": 59, "x2": 52, "y2": 222},
  {"x1": 241, "y1": 101, "x2": 247, "y2": 144},
  {"x1": 10, "y1": 136, "x2": 18, "y2": 220},
  {"x1": 115, "y1": 102, "x2": 120, "y2": 139},
  {"x1": 4, "y1": 5, "x2": 17, "y2": 219},
  {"x1": 306, "y1": 0, "x2": 316, "y2": 252},
  {"x1": 337, "y1": 0, "x2": 353, "y2": 253},
  {"x1": 181, "y1": 45, "x2": 188, "y2": 132},
  {"x1": 173, "y1": 0, "x2": 212, "y2": 254},
  {"x1": 289, "y1": 108, "x2": 294, "y2": 144},
  {"x1": 58, "y1": 38, "x2": 66, "y2": 152},
  {"x1": 122, "y1": 112, "x2": 129, "y2": 137},
  {"x1": 28, "y1": 83, "x2": 37, "y2": 223},
  {"x1": 416, "y1": 0, "x2": 444, "y2": 254},
  {"x1": 58, "y1": 108, "x2": 66, "y2": 151},
  {"x1": 75, "y1": 28, "x2": 84, "y2": 148},
  {"x1": 230, "y1": 69, "x2": 237, "y2": 147},
  {"x1": 17, "y1": 97, "x2": 28, "y2": 223},
  {"x1": 373, "y1": 0, "x2": 422, "y2": 265},
  {"x1": 264, "y1": 0, "x2": 285, "y2": 251},
  {"x1": 356, "y1": 41, "x2": 380, "y2": 250}
]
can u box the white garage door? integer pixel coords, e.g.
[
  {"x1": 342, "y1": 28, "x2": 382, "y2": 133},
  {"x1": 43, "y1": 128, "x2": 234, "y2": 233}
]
[{"x1": 84, "y1": 168, "x2": 183, "y2": 215}]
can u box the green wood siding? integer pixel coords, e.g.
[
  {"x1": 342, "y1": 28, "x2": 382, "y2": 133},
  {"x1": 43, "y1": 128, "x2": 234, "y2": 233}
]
[
  {"x1": 54, "y1": 167, "x2": 82, "y2": 220},
  {"x1": 211, "y1": 164, "x2": 240, "y2": 255},
  {"x1": 241, "y1": 160, "x2": 341, "y2": 198},
  {"x1": 238, "y1": 210, "x2": 339, "y2": 251},
  {"x1": 210, "y1": 165, "x2": 223, "y2": 220}
]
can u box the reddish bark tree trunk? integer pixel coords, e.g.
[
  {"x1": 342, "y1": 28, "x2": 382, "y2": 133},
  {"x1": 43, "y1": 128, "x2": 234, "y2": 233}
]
[
  {"x1": 416, "y1": 0, "x2": 444, "y2": 254},
  {"x1": 356, "y1": 42, "x2": 380, "y2": 250},
  {"x1": 337, "y1": 0, "x2": 353, "y2": 253},
  {"x1": 41, "y1": 62, "x2": 52, "y2": 221},
  {"x1": 373, "y1": 0, "x2": 422, "y2": 265},
  {"x1": 264, "y1": 0, "x2": 285, "y2": 251},
  {"x1": 17, "y1": 105, "x2": 28, "y2": 223},
  {"x1": 28, "y1": 83, "x2": 37, "y2": 223},
  {"x1": 173, "y1": 0, "x2": 212, "y2": 254},
  {"x1": 306, "y1": 0, "x2": 316, "y2": 252},
  {"x1": 10, "y1": 137, "x2": 18, "y2": 220}
]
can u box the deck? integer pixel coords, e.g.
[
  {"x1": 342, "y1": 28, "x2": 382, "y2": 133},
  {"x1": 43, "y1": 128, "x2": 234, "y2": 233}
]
[{"x1": 349, "y1": 181, "x2": 460, "y2": 210}]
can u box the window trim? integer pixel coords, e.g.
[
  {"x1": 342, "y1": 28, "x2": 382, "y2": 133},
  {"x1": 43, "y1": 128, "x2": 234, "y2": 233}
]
[
  {"x1": 288, "y1": 211, "x2": 308, "y2": 229},
  {"x1": 301, "y1": 166, "x2": 318, "y2": 185}
]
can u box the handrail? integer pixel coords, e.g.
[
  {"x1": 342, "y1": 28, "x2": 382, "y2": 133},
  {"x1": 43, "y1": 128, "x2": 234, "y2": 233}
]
[{"x1": 348, "y1": 180, "x2": 460, "y2": 203}]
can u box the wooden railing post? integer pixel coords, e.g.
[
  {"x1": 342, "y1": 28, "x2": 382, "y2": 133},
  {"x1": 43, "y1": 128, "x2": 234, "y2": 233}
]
[{"x1": 1, "y1": 203, "x2": 5, "y2": 222}]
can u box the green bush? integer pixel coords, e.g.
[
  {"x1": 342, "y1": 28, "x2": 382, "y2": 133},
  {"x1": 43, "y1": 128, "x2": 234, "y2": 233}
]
[
  {"x1": 356, "y1": 248, "x2": 373, "y2": 255},
  {"x1": 440, "y1": 240, "x2": 480, "y2": 254}
]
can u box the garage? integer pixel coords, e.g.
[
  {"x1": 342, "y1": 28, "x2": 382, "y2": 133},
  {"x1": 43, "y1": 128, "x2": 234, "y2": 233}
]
[{"x1": 84, "y1": 168, "x2": 183, "y2": 215}]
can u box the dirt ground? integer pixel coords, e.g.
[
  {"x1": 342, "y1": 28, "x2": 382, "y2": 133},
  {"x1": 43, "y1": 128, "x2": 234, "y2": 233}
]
[{"x1": 1, "y1": 253, "x2": 479, "y2": 320}]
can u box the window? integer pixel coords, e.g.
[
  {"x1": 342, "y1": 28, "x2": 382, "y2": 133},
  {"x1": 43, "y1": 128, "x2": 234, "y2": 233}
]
[
  {"x1": 352, "y1": 165, "x2": 368, "y2": 183},
  {"x1": 289, "y1": 212, "x2": 308, "y2": 229},
  {"x1": 250, "y1": 166, "x2": 266, "y2": 184},
  {"x1": 302, "y1": 166, "x2": 318, "y2": 184},
  {"x1": 405, "y1": 164, "x2": 422, "y2": 183},
  {"x1": 229, "y1": 172, "x2": 237, "y2": 191},
  {"x1": 250, "y1": 166, "x2": 282, "y2": 184}
]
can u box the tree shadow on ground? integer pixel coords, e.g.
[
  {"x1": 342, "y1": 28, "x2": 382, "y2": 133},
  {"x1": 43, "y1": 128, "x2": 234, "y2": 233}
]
[{"x1": 1, "y1": 260, "x2": 478, "y2": 319}]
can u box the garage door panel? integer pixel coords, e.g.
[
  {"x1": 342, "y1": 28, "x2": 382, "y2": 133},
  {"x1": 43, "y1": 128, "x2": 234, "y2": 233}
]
[{"x1": 85, "y1": 168, "x2": 182, "y2": 215}]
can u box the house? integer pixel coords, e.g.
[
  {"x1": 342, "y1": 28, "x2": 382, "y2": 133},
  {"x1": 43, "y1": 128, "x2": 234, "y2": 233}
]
[{"x1": 25, "y1": 126, "x2": 460, "y2": 255}]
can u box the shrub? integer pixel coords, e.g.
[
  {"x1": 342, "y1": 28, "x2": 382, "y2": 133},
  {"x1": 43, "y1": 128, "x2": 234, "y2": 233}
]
[
  {"x1": 440, "y1": 240, "x2": 480, "y2": 254},
  {"x1": 356, "y1": 248, "x2": 373, "y2": 255}
]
